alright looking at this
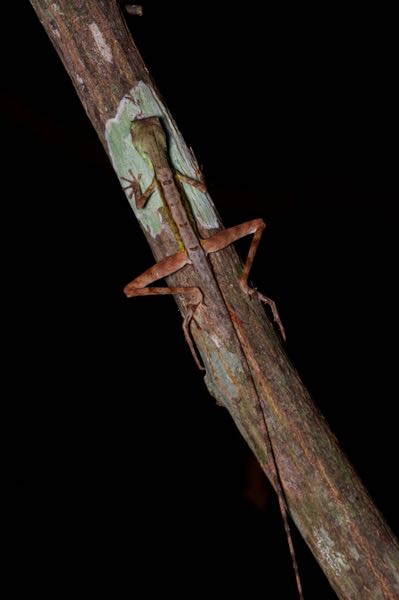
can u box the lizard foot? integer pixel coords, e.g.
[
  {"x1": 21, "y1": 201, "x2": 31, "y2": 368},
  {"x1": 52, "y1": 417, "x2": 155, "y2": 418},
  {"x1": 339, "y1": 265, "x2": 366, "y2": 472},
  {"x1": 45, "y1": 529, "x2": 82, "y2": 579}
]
[
  {"x1": 121, "y1": 170, "x2": 141, "y2": 201},
  {"x1": 239, "y1": 278, "x2": 286, "y2": 341},
  {"x1": 182, "y1": 300, "x2": 205, "y2": 371}
]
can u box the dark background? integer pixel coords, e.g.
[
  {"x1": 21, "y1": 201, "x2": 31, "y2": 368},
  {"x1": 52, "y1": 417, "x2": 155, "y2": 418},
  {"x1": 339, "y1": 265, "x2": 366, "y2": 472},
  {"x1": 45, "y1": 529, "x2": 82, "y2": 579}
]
[{"x1": 3, "y1": 2, "x2": 397, "y2": 598}]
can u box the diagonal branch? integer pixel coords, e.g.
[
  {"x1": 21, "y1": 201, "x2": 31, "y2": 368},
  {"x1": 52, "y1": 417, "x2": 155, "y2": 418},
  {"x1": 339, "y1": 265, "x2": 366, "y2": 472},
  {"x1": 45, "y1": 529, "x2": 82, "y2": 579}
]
[{"x1": 30, "y1": 2, "x2": 399, "y2": 599}]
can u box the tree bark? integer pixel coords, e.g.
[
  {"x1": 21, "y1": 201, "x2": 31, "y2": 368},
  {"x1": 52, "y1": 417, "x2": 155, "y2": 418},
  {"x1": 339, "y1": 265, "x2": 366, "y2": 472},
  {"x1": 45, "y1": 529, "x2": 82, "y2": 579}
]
[{"x1": 30, "y1": 2, "x2": 399, "y2": 598}]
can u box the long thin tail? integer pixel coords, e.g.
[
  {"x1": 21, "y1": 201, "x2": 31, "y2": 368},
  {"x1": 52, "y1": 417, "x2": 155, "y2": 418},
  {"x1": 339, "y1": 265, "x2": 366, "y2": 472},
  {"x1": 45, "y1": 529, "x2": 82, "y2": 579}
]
[{"x1": 259, "y1": 409, "x2": 304, "y2": 600}]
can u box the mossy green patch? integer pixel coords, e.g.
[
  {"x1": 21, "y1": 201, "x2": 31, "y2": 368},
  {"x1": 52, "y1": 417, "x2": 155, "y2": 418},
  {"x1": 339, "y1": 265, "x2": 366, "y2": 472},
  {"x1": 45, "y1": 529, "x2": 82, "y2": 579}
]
[{"x1": 105, "y1": 82, "x2": 220, "y2": 237}]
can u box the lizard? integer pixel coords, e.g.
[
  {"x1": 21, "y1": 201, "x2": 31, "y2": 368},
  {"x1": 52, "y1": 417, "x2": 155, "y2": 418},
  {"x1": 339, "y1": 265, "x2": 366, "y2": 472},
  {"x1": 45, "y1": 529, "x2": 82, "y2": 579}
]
[
  {"x1": 121, "y1": 116, "x2": 303, "y2": 599},
  {"x1": 122, "y1": 117, "x2": 285, "y2": 366}
]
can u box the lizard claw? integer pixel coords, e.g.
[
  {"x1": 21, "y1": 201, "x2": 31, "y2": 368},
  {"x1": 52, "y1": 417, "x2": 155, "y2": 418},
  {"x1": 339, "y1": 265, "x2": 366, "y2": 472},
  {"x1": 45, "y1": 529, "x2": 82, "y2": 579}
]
[
  {"x1": 120, "y1": 172, "x2": 152, "y2": 209},
  {"x1": 239, "y1": 279, "x2": 255, "y2": 298},
  {"x1": 121, "y1": 170, "x2": 141, "y2": 201},
  {"x1": 239, "y1": 277, "x2": 286, "y2": 341},
  {"x1": 183, "y1": 302, "x2": 205, "y2": 370}
]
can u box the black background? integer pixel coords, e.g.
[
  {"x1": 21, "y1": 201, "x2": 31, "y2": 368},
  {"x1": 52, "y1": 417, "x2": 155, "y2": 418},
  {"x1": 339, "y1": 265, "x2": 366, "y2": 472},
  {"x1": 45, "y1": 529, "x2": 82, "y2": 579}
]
[{"x1": 3, "y1": 2, "x2": 398, "y2": 598}]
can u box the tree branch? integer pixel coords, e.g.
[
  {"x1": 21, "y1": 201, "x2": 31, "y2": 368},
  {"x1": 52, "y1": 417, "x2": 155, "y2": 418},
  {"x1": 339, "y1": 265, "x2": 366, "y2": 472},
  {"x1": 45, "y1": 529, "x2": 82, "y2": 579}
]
[{"x1": 30, "y1": 1, "x2": 399, "y2": 598}]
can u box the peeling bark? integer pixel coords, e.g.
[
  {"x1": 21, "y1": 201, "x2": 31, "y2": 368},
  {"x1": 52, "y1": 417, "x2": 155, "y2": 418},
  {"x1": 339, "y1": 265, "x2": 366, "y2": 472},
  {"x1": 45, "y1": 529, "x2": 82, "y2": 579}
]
[{"x1": 30, "y1": 1, "x2": 399, "y2": 598}]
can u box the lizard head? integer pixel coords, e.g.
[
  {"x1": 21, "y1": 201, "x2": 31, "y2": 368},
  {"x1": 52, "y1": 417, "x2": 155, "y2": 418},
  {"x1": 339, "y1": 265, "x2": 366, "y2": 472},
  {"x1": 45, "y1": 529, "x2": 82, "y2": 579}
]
[{"x1": 131, "y1": 117, "x2": 167, "y2": 165}]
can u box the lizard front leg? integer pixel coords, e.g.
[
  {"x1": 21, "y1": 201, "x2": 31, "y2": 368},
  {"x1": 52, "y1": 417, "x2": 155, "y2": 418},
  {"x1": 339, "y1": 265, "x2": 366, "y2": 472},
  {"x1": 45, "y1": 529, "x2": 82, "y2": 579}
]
[
  {"x1": 121, "y1": 170, "x2": 156, "y2": 209},
  {"x1": 124, "y1": 250, "x2": 204, "y2": 369},
  {"x1": 202, "y1": 219, "x2": 286, "y2": 341},
  {"x1": 176, "y1": 172, "x2": 207, "y2": 194},
  {"x1": 172, "y1": 172, "x2": 284, "y2": 338},
  {"x1": 175, "y1": 157, "x2": 207, "y2": 194}
]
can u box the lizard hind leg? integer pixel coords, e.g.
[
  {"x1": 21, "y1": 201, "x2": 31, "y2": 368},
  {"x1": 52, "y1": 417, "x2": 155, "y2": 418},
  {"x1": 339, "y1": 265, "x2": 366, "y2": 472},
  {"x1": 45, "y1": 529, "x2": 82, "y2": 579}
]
[
  {"x1": 182, "y1": 294, "x2": 205, "y2": 371},
  {"x1": 202, "y1": 218, "x2": 286, "y2": 341},
  {"x1": 124, "y1": 250, "x2": 205, "y2": 369}
]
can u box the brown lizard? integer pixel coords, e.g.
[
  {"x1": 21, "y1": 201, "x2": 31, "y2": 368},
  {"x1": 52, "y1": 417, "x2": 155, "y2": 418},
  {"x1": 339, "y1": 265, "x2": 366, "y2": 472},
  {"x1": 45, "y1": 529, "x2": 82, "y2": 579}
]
[{"x1": 122, "y1": 116, "x2": 303, "y2": 599}]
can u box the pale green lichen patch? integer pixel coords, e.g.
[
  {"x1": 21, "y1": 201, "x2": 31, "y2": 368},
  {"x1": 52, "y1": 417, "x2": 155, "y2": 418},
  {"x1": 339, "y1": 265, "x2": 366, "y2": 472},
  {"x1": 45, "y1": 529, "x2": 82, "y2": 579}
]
[
  {"x1": 348, "y1": 545, "x2": 360, "y2": 561},
  {"x1": 89, "y1": 23, "x2": 113, "y2": 64},
  {"x1": 204, "y1": 344, "x2": 248, "y2": 406},
  {"x1": 105, "y1": 89, "x2": 163, "y2": 236},
  {"x1": 105, "y1": 82, "x2": 220, "y2": 237},
  {"x1": 384, "y1": 554, "x2": 399, "y2": 592},
  {"x1": 50, "y1": 3, "x2": 63, "y2": 15},
  {"x1": 313, "y1": 526, "x2": 350, "y2": 577}
]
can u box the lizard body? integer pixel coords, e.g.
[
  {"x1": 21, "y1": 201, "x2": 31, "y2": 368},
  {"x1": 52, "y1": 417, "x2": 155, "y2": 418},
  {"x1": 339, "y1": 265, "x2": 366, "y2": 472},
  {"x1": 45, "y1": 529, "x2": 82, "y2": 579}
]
[
  {"x1": 131, "y1": 117, "x2": 231, "y2": 331},
  {"x1": 122, "y1": 116, "x2": 303, "y2": 599}
]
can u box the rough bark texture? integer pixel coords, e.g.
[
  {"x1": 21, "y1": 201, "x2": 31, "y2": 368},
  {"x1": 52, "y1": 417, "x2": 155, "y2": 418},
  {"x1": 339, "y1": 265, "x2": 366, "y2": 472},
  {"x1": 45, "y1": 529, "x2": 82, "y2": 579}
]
[{"x1": 30, "y1": 2, "x2": 399, "y2": 599}]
